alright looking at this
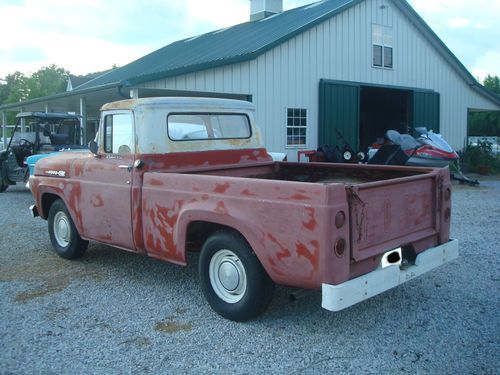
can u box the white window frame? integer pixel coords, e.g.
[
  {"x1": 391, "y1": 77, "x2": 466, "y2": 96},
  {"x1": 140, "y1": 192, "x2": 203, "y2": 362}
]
[
  {"x1": 372, "y1": 24, "x2": 393, "y2": 69},
  {"x1": 285, "y1": 107, "x2": 307, "y2": 149},
  {"x1": 101, "y1": 110, "x2": 135, "y2": 154}
]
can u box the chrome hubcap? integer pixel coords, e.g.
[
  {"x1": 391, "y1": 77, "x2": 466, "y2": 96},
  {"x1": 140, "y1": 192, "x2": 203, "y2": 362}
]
[
  {"x1": 54, "y1": 211, "x2": 71, "y2": 247},
  {"x1": 209, "y1": 250, "x2": 247, "y2": 303}
]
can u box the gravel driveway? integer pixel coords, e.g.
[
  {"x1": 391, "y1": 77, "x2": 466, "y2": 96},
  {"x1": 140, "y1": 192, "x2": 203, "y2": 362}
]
[{"x1": 1, "y1": 179, "x2": 499, "y2": 374}]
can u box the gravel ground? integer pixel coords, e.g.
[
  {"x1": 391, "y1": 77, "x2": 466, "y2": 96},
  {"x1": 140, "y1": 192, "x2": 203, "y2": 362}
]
[{"x1": 1, "y1": 178, "x2": 499, "y2": 374}]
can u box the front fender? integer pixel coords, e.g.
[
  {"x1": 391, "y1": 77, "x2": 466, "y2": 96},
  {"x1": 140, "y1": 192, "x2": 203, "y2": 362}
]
[{"x1": 30, "y1": 178, "x2": 84, "y2": 236}]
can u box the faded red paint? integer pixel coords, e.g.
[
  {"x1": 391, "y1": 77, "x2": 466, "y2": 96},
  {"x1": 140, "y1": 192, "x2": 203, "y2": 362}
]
[
  {"x1": 214, "y1": 182, "x2": 231, "y2": 194},
  {"x1": 241, "y1": 189, "x2": 257, "y2": 197},
  {"x1": 302, "y1": 207, "x2": 317, "y2": 231},
  {"x1": 296, "y1": 240, "x2": 319, "y2": 271},
  {"x1": 91, "y1": 194, "x2": 104, "y2": 208},
  {"x1": 267, "y1": 233, "x2": 291, "y2": 262},
  {"x1": 149, "y1": 178, "x2": 163, "y2": 186},
  {"x1": 214, "y1": 201, "x2": 228, "y2": 215},
  {"x1": 289, "y1": 193, "x2": 310, "y2": 201}
]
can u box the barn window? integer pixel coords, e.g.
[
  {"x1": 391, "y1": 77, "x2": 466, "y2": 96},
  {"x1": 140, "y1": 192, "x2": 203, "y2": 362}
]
[
  {"x1": 372, "y1": 24, "x2": 393, "y2": 69},
  {"x1": 286, "y1": 108, "x2": 307, "y2": 147}
]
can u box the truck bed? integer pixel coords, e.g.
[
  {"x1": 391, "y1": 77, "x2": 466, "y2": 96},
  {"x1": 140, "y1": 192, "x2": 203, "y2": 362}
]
[{"x1": 142, "y1": 161, "x2": 451, "y2": 289}]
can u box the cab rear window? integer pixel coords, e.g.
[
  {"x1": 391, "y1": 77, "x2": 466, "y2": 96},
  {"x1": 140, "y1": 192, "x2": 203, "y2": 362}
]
[{"x1": 167, "y1": 113, "x2": 251, "y2": 141}]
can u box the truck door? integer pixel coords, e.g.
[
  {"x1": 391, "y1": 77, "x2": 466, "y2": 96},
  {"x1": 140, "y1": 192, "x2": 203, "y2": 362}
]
[{"x1": 79, "y1": 111, "x2": 136, "y2": 249}]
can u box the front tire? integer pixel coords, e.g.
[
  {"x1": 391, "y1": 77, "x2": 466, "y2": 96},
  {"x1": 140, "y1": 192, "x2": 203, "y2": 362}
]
[
  {"x1": 48, "y1": 199, "x2": 88, "y2": 259},
  {"x1": 199, "y1": 230, "x2": 274, "y2": 321},
  {"x1": 0, "y1": 162, "x2": 8, "y2": 192}
]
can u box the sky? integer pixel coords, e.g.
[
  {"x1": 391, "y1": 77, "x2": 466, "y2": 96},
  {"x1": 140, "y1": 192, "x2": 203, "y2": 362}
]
[{"x1": 0, "y1": 0, "x2": 498, "y2": 81}]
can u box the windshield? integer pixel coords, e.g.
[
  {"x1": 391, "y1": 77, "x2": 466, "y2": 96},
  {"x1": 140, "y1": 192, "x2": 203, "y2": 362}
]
[{"x1": 11, "y1": 116, "x2": 81, "y2": 147}]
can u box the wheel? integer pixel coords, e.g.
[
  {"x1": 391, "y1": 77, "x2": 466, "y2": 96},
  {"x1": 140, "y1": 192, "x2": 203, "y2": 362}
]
[
  {"x1": 0, "y1": 162, "x2": 8, "y2": 192},
  {"x1": 199, "y1": 230, "x2": 274, "y2": 321},
  {"x1": 48, "y1": 199, "x2": 88, "y2": 259},
  {"x1": 357, "y1": 151, "x2": 366, "y2": 162},
  {"x1": 343, "y1": 150, "x2": 352, "y2": 161}
]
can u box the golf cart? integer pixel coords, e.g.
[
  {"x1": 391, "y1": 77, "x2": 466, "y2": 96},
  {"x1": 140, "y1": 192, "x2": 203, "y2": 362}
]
[{"x1": 0, "y1": 112, "x2": 85, "y2": 192}]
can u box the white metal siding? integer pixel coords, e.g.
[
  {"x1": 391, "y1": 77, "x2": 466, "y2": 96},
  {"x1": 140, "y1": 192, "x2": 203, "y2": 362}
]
[{"x1": 140, "y1": 0, "x2": 499, "y2": 159}]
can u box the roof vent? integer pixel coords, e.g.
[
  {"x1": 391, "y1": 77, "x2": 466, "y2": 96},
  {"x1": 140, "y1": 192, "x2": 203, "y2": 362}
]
[{"x1": 250, "y1": 0, "x2": 283, "y2": 21}]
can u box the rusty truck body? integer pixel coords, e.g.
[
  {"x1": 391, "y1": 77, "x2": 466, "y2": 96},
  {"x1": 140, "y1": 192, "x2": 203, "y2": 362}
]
[{"x1": 29, "y1": 97, "x2": 458, "y2": 321}]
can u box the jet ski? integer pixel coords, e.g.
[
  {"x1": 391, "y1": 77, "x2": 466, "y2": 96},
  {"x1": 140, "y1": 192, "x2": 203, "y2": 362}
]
[{"x1": 368, "y1": 128, "x2": 459, "y2": 168}]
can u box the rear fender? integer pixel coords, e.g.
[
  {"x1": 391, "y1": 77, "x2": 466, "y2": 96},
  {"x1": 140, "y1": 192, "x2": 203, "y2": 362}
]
[{"x1": 176, "y1": 209, "x2": 273, "y2": 279}]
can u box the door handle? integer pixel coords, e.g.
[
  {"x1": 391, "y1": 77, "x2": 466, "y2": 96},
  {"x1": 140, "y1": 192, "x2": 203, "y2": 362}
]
[{"x1": 118, "y1": 165, "x2": 132, "y2": 171}]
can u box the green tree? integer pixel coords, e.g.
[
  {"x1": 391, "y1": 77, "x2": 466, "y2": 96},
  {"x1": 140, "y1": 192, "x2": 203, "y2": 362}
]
[
  {"x1": 1, "y1": 71, "x2": 30, "y2": 104},
  {"x1": 483, "y1": 74, "x2": 500, "y2": 94},
  {"x1": 0, "y1": 65, "x2": 69, "y2": 124},
  {"x1": 0, "y1": 65, "x2": 69, "y2": 106},
  {"x1": 26, "y1": 65, "x2": 68, "y2": 99},
  {"x1": 469, "y1": 75, "x2": 500, "y2": 137}
]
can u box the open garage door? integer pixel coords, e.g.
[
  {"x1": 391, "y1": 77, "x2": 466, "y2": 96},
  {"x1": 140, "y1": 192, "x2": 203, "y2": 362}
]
[
  {"x1": 319, "y1": 80, "x2": 360, "y2": 150},
  {"x1": 319, "y1": 81, "x2": 440, "y2": 154},
  {"x1": 412, "y1": 91, "x2": 440, "y2": 132}
]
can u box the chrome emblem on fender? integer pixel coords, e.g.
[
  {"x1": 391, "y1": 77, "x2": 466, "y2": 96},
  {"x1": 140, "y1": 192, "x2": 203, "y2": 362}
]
[{"x1": 45, "y1": 170, "x2": 66, "y2": 177}]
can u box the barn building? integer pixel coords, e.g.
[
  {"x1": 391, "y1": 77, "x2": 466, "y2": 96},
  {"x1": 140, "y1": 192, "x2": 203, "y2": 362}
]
[{"x1": 1, "y1": 0, "x2": 499, "y2": 160}]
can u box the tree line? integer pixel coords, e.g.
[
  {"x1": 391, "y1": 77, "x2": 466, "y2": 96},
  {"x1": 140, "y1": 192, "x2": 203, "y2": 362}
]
[
  {"x1": 468, "y1": 75, "x2": 500, "y2": 137},
  {"x1": 0, "y1": 65, "x2": 69, "y2": 123}
]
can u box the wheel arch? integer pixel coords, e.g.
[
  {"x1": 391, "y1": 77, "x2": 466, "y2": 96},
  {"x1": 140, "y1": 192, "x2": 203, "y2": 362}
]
[{"x1": 176, "y1": 210, "x2": 275, "y2": 281}]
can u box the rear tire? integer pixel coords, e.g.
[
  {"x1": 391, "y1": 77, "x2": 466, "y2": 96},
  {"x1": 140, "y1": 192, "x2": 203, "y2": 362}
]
[
  {"x1": 48, "y1": 199, "x2": 88, "y2": 259},
  {"x1": 199, "y1": 230, "x2": 274, "y2": 321}
]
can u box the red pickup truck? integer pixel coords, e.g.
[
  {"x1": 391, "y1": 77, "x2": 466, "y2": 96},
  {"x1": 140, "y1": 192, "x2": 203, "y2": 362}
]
[{"x1": 29, "y1": 97, "x2": 458, "y2": 321}]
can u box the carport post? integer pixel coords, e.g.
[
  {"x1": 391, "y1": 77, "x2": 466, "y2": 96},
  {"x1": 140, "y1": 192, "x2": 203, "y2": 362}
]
[
  {"x1": 1, "y1": 111, "x2": 6, "y2": 146},
  {"x1": 79, "y1": 97, "x2": 87, "y2": 145},
  {"x1": 45, "y1": 103, "x2": 49, "y2": 113},
  {"x1": 20, "y1": 107, "x2": 25, "y2": 137},
  {"x1": 129, "y1": 88, "x2": 139, "y2": 99}
]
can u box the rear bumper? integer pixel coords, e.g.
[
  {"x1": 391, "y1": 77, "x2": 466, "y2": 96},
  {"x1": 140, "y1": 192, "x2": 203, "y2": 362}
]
[{"x1": 322, "y1": 239, "x2": 459, "y2": 312}]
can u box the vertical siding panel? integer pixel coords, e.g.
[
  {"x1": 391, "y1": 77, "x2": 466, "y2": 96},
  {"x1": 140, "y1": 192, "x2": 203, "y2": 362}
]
[
  {"x1": 213, "y1": 68, "x2": 223, "y2": 92},
  {"x1": 205, "y1": 70, "x2": 215, "y2": 92},
  {"x1": 223, "y1": 66, "x2": 232, "y2": 92},
  {"x1": 240, "y1": 62, "x2": 249, "y2": 94},
  {"x1": 233, "y1": 64, "x2": 241, "y2": 92}
]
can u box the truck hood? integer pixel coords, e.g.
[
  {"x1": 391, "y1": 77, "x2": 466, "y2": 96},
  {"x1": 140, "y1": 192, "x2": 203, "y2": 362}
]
[
  {"x1": 27, "y1": 149, "x2": 89, "y2": 176},
  {"x1": 34, "y1": 150, "x2": 93, "y2": 178}
]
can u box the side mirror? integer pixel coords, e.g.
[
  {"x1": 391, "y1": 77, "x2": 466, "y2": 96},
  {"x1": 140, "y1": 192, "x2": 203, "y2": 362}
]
[{"x1": 88, "y1": 140, "x2": 99, "y2": 155}]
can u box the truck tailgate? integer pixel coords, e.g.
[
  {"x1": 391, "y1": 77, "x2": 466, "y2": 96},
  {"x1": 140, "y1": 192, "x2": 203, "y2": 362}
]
[{"x1": 347, "y1": 173, "x2": 442, "y2": 261}]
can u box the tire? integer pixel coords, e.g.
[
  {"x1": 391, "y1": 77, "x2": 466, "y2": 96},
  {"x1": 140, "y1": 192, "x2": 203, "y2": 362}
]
[
  {"x1": 0, "y1": 162, "x2": 8, "y2": 192},
  {"x1": 199, "y1": 230, "x2": 275, "y2": 321},
  {"x1": 48, "y1": 199, "x2": 88, "y2": 259},
  {"x1": 343, "y1": 150, "x2": 352, "y2": 161}
]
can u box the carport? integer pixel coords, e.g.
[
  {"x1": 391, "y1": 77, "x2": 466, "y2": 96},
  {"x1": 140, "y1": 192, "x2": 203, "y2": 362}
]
[{"x1": 1, "y1": 86, "x2": 251, "y2": 146}]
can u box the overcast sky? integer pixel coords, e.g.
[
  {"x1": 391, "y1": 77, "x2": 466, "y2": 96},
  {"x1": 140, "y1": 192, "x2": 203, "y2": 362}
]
[{"x1": 0, "y1": 0, "x2": 498, "y2": 81}]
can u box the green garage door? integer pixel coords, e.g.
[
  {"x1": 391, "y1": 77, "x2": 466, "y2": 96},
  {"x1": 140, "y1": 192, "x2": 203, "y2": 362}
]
[
  {"x1": 319, "y1": 80, "x2": 360, "y2": 150},
  {"x1": 412, "y1": 91, "x2": 440, "y2": 132}
]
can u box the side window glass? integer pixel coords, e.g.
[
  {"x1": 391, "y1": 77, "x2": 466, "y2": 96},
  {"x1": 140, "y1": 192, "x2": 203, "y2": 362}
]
[{"x1": 103, "y1": 113, "x2": 134, "y2": 154}]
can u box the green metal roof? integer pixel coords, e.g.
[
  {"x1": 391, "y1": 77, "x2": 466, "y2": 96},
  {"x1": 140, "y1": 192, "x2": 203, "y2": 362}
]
[
  {"x1": 72, "y1": 0, "x2": 499, "y2": 107},
  {"x1": 76, "y1": 0, "x2": 360, "y2": 90},
  {"x1": 2, "y1": 0, "x2": 498, "y2": 111}
]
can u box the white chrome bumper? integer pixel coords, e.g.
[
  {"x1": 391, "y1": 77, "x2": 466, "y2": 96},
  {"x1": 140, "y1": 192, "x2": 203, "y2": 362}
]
[{"x1": 322, "y1": 239, "x2": 459, "y2": 312}]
